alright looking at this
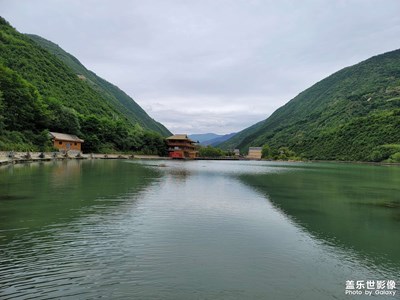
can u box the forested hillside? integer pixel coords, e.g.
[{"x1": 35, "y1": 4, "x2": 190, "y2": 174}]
[
  {"x1": 220, "y1": 49, "x2": 400, "y2": 162},
  {"x1": 27, "y1": 34, "x2": 170, "y2": 136},
  {"x1": 0, "y1": 17, "x2": 169, "y2": 154}
]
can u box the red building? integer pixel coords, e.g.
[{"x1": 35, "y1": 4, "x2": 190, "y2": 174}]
[{"x1": 166, "y1": 134, "x2": 198, "y2": 159}]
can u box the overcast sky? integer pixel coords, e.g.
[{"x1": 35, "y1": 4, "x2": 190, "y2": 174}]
[{"x1": 1, "y1": 0, "x2": 400, "y2": 134}]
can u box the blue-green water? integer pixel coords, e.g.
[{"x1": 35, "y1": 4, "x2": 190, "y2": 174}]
[{"x1": 0, "y1": 160, "x2": 399, "y2": 299}]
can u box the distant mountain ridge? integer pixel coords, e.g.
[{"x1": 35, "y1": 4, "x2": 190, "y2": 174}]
[
  {"x1": 220, "y1": 49, "x2": 400, "y2": 162},
  {"x1": 189, "y1": 133, "x2": 220, "y2": 143},
  {"x1": 202, "y1": 132, "x2": 236, "y2": 146},
  {"x1": 189, "y1": 133, "x2": 236, "y2": 146}
]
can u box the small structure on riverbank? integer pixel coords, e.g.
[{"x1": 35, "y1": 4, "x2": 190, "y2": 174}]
[
  {"x1": 247, "y1": 147, "x2": 262, "y2": 159},
  {"x1": 49, "y1": 132, "x2": 84, "y2": 152},
  {"x1": 166, "y1": 134, "x2": 198, "y2": 159}
]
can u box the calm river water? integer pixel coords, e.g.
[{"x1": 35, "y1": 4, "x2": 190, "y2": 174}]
[{"x1": 0, "y1": 160, "x2": 399, "y2": 299}]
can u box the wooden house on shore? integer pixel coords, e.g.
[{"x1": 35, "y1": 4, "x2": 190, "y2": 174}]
[
  {"x1": 49, "y1": 132, "x2": 84, "y2": 152},
  {"x1": 166, "y1": 134, "x2": 198, "y2": 159}
]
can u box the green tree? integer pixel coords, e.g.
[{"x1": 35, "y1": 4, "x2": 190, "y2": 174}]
[
  {"x1": 199, "y1": 146, "x2": 225, "y2": 157},
  {"x1": 33, "y1": 129, "x2": 53, "y2": 152},
  {"x1": 83, "y1": 134, "x2": 101, "y2": 153},
  {"x1": 47, "y1": 97, "x2": 81, "y2": 135},
  {"x1": 276, "y1": 147, "x2": 299, "y2": 160},
  {"x1": 261, "y1": 144, "x2": 272, "y2": 158},
  {"x1": 0, "y1": 65, "x2": 49, "y2": 132},
  {"x1": 0, "y1": 90, "x2": 4, "y2": 132},
  {"x1": 368, "y1": 144, "x2": 400, "y2": 162},
  {"x1": 389, "y1": 152, "x2": 400, "y2": 163}
]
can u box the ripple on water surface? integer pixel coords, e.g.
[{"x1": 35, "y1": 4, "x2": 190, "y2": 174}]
[{"x1": 0, "y1": 160, "x2": 399, "y2": 299}]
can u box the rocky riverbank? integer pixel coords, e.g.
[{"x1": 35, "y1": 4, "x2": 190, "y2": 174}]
[{"x1": 0, "y1": 151, "x2": 168, "y2": 166}]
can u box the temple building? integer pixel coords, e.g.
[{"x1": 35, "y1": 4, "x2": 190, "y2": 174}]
[{"x1": 166, "y1": 134, "x2": 198, "y2": 159}]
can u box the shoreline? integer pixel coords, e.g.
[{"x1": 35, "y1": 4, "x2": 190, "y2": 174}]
[
  {"x1": 0, "y1": 151, "x2": 172, "y2": 168},
  {"x1": 1, "y1": 152, "x2": 400, "y2": 167}
]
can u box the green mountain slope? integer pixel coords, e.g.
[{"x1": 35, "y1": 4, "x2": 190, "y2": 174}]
[
  {"x1": 0, "y1": 17, "x2": 168, "y2": 154},
  {"x1": 27, "y1": 34, "x2": 170, "y2": 136},
  {"x1": 220, "y1": 49, "x2": 400, "y2": 161}
]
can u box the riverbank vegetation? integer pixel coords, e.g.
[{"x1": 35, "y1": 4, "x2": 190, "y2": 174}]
[
  {"x1": 198, "y1": 146, "x2": 234, "y2": 158},
  {"x1": 261, "y1": 144, "x2": 302, "y2": 161},
  {"x1": 368, "y1": 144, "x2": 400, "y2": 163}
]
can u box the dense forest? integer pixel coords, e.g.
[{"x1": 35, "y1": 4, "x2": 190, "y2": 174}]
[
  {"x1": 220, "y1": 49, "x2": 400, "y2": 162},
  {"x1": 0, "y1": 17, "x2": 169, "y2": 154}
]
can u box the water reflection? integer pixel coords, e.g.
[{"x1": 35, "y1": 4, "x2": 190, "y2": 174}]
[
  {"x1": 238, "y1": 162, "x2": 400, "y2": 271},
  {"x1": 0, "y1": 160, "x2": 160, "y2": 242},
  {"x1": 136, "y1": 160, "x2": 400, "y2": 272}
]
